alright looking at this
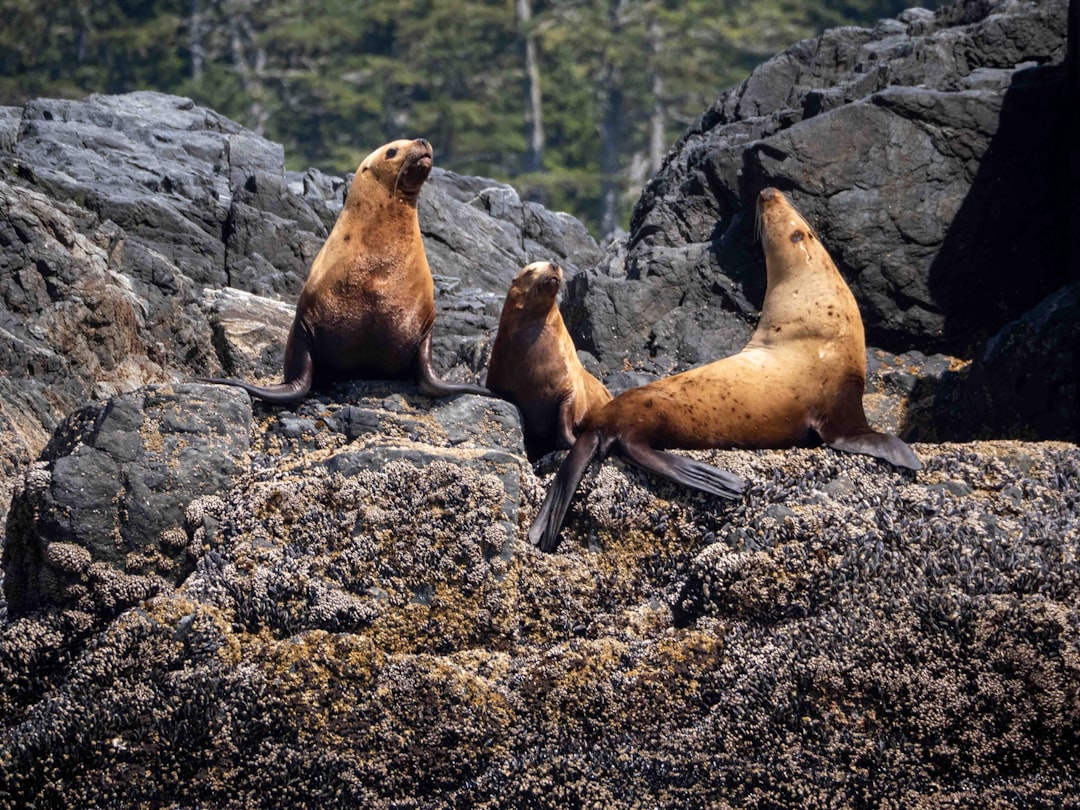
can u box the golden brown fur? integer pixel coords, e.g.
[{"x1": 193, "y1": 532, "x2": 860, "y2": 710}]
[
  {"x1": 530, "y1": 188, "x2": 920, "y2": 552},
  {"x1": 487, "y1": 262, "x2": 612, "y2": 461},
  {"x1": 200, "y1": 138, "x2": 489, "y2": 401}
]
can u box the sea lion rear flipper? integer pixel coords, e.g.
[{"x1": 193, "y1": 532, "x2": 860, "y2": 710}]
[
  {"x1": 825, "y1": 431, "x2": 922, "y2": 471},
  {"x1": 618, "y1": 439, "x2": 746, "y2": 499},
  {"x1": 528, "y1": 430, "x2": 603, "y2": 553},
  {"x1": 196, "y1": 375, "x2": 312, "y2": 403},
  {"x1": 197, "y1": 319, "x2": 315, "y2": 404},
  {"x1": 415, "y1": 331, "x2": 493, "y2": 398}
]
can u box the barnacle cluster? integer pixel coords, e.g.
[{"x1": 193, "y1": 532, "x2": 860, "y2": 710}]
[{"x1": 2, "y1": 414, "x2": 1077, "y2": 807}]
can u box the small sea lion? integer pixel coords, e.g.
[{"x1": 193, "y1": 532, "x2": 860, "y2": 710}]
[
  {"x1": 199, "y1": 138, "x2": 489, "y2": 402},
  {"x1": 529, "y1": 187, "x2": 921, "y2": 552},
  {"x1": 486, "y1": 261, "x2": 613, "y2": 461}
]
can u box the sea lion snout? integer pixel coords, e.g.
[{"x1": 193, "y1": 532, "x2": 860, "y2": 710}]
[
  {"x1": 520, "y1": 261, "x2": 562, "y2": 298},
  {"x1": 758, "y1": 187, "x2": 789, "y2": 213},
  {"x1": 398, "y1": 139, "x2": 435, "y2": 193},
  {"x1": 410, "y1": 138, "x2": 433, "y2": 166}
]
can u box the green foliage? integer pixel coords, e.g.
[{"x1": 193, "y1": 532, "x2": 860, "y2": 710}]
[{"x1": 0, "y1": 0, "x2": 935, "y2": 235}]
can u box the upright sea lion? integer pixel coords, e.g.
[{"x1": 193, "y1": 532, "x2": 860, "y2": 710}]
[
  {"x1": 529, "y1": 187, "x2": 921, "y2": 552},
  {"x1": 486, "y1": 261, "x2": 613, "y2": 461},
  {"x1": 199, "y1": 138, "x2": 489, "y2": 402}
]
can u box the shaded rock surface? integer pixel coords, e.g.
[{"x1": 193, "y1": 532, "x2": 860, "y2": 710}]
[
  {"x1": 565, "y1": 0, "x2": 1076, "y2": 437},
  {"x1": 947, "y1": 279, "x2": 1080, "y2": 440},
  {"x1": 1, "y1": 0, "x2": 1079, "y2": 806}
]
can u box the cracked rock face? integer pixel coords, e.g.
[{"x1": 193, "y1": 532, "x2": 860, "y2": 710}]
[
  {"x1": 0, "y1": 90, "x2": 601, "y2": 521},
  {"x1": 565, "y1": 0, "x2": 1071, "y2": 367},
  {"x1": 1, "y1": 0, "x2": 1078, "y2": 805}
]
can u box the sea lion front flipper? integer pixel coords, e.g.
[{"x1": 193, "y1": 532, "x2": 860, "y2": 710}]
[
  {"x1": 414, "y1": 331, "x2": 493, "y2": 398},
  {"x1": 528, "y1": 429, "x2": 603, "y2": 553},
  {"x1": 825, "y1": 431, "x2": 922, "y2": 471},
  {"x1": 556, "y1": 396, "x2": 578, "y2": 450},
  {"x1": 197, "y1": 320, "x2": 315, "y2": 404},
  {"x1": 618, "y1": 438, "x2": 746, "y2": 500}
]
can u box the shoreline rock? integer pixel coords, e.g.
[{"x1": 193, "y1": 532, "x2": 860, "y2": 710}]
[{"x1": 1, "y1": 0, "x2": 1078, "y2": 805}]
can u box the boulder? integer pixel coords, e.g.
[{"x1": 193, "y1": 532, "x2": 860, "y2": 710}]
[
  {"x1": 567, "y1": 0, "x2": 1071, "y2": 367},
  {"x1": 2, "y1": 384, "x2": 252, "y2": 618},
  {"x1": 948, "y1": 280, "x2": 1080, "y2": 441},
  {"x1": 1, "y1": 433, "x2": 1077, "y2": 806}
]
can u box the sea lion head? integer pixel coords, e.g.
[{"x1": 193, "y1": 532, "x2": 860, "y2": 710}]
[
  {"x1": 507, "y1": 261, "x2": 563, "y2": 313},
  {"x1": 357, "y1": 138, "x2": 434, "y2": 202},
  {"x1": 756, "y1": 187, "x2": 828, "y2": 278}
]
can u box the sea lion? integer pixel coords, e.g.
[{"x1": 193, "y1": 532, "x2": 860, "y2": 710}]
[
  {"x1": 199, "y1": 138, "x2": 490, "y2": 402},
  {"x1": 486, "y1": 261, "x2": 613, "y2": 461},
  {"x1": 529, "y1": 187, "x2": 921, "y2": 552}
]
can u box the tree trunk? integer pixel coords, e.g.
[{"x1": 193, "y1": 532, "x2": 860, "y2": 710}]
[
  {"x1": 599, "y1": 72, "x2": 622, "y2": 238},
  {"x1": 517, "y1": 0, "x2": 544, "y2": 174},
  {"x1": 227, "y1": 3, "x2": 268, "y2": 136},
  {"x1": 190, "y1": 0, "x2": 204, "y2": 82},
  {"x1": 648, "y1": 17, "x2": 665, "y2": 175},
  {"x1": 75, "y1": 1, "x2": 92, "y2": 62},
  {"x1": 598, "y1": 0, "x2": 626, "y2": 238}
]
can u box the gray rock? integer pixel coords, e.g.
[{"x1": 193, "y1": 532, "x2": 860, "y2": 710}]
[
  {"x1": 949, "y1": 280, "x2": 1080, "y2": 441},
  {"x1": 202, "y1": 287, "x2": 295, "y2": 380},
  {"x1": 0, "y1": 91, "x2": 601, "y2": 522},
  {"x1": 567, "y1": 0, "x2": 1071, "y2": 364},
  {"x1": 3, "y1": 384, "x2": 251, "y2": 617}
]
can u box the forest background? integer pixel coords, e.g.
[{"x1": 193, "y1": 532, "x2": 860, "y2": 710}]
[{"x1": 0, "y1": 0, "x2": 927, "y2": 236}]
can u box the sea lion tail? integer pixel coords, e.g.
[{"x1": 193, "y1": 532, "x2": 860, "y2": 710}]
[
  {"x1": 528, "y1": 429, "x2": 606, "y2": 553},
  {"x1": 826, "y1": 431, "x2": 922, "y2": 471},
  {"x1": 195, "y1": 374, "x2": 313, "y2": 404},
  {"x1": 618, "y1": 439, "x2": 746, "y2": 500}
]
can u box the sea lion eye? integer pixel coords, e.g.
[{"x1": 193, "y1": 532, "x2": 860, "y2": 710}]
[
  {"x1": 386, "y1": 148, "x2": 399, "y2": 159},
  {"x1": 790, "y1": 230, "x2": 804, "y2": 243}
]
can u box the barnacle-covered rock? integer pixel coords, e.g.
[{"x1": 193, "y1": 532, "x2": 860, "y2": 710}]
[
  {"x1": 2, "y1": 384, "x2": 251, "y2": 618},
  {"x1": 2, "y1": 435, "x2": 1078, "y2": 807}
]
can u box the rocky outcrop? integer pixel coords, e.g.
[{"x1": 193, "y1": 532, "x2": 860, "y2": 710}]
[
  {"x1": 2, "y1": 394, "x2": 1078, "y2": 805},
  {"x1": 1, "y1": 0, "x2": 1078, "y2": 806},
  {"x1": 0, "y1": 92, "x2": 599, "y2": 520},
  {"x1": 567, "y1": 0, "x2": 1073, "y2": 387},
  {"x1": 2, "y1": 384, "x2": 253, "y2": 619}
]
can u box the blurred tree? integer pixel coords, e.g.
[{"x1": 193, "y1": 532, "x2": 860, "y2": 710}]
[
  {"x1": 517, "y1": 0, "x2": 545, "y2": 175},
  {"x1": 0, "y1": 0, "x2": 934, "y2": 235}
]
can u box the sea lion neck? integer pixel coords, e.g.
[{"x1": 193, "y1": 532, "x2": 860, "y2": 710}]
[{"x1": 338, "y1": 180, "x2": 422, "y2": 251}]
